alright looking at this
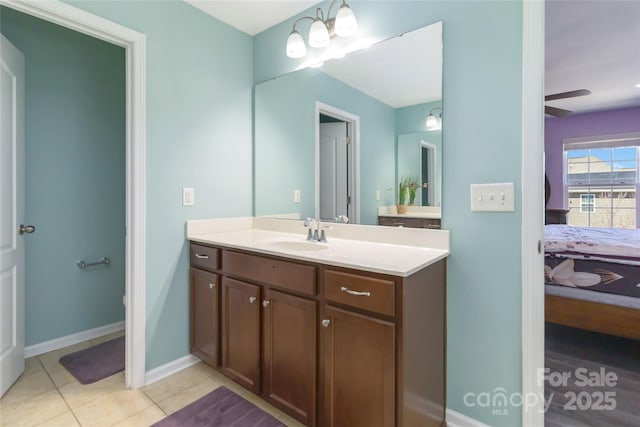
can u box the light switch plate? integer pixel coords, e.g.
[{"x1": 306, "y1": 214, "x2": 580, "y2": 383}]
[
  {"x1": 470, "y1": 183, "x2": 514, "y2": 212},
  {"x1": 182, "y1": 187, "x2": 195, "y2": 207},
  {"x1": 294, "y1": 189, "x2": 301, "y2": 203}
]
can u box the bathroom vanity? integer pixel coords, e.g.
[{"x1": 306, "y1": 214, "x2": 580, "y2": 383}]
[{"x1": 186, "y1": 217, "x2": 449, "y2": 427}]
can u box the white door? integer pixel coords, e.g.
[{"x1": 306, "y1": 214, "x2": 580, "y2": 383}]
[
  {"x1": 0, "y1": 34, "x2": 26, "y2": 397},
  {"x1": 319, "y1": 122, "x2": 349, "y2": 221}
]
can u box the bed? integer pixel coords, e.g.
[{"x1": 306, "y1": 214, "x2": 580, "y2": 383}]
[{"x1": 544, "y1": 224, "x2": 640, "y2": 340}]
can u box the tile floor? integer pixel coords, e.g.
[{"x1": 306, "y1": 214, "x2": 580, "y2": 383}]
[{"x1": 0, "y1": 331, "x2": 303, "y2": 427}]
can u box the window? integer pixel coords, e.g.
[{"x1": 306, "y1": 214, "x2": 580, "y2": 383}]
[
  {"x1": 564, "y1": 134, "x2": 639, "y2": 229},
  {"x1": 579, "y1": 194, "x2": 595, "y2": 213}
]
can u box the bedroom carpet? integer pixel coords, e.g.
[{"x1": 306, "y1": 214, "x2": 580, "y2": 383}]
[
  {"x1": 58, "y1": 336, "x2": 125, "y2": 384},
  {"x1": 545, "y1": 324, "x2": 640, "y2": 426},
  {"x1": 151, "y1": 386, "x2": 286, "y2": 427}
]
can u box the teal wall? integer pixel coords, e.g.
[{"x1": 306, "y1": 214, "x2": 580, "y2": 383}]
[
  {"x1": 62, "y1": 0, "x2": 254, "y2": 370},
  {"x1": 255, "y1": 1, "x2": 523, "y2": 425},
  {"x1": 255, "y1": 69, "x2": 395, "y2": 225},
  {"x1": 1, "y1": 7, "x2": 126, "y2": 345}
]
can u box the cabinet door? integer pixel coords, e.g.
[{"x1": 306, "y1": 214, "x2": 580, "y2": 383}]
[
  {"x1": 263, "y1": 289, "x2": 317, "y2": 426},
  {"x1": 189, "y1": 268, "x2": 219, "y2": 368},
  {"x1": 320, "y1": 306, "x2": 395, "y2": 427},
  {"x1": 222, "y1": 277, "x2": 261, "y2": 393}
]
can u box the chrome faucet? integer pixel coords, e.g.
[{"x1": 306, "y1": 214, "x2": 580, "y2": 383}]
[{"x1": 303, "y1": 217, "x2": 329, "y2": 242}]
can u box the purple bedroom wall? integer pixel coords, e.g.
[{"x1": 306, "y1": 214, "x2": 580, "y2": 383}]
[{"x1": 545, "y1": 106, "x2": 640, "y2": 209}]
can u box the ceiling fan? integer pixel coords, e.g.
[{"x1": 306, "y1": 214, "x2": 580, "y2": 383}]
[{"x1": 545, "y1": 89, "x2": 591, "y2": 117}]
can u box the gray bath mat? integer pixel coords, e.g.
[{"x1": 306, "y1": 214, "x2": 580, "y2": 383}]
[
  {"x1": 58, "y1": 336, "x2": 124, "y2": 384},
  {"x1": 151, "y1": 386, "x2": 286, "y2": 427}
]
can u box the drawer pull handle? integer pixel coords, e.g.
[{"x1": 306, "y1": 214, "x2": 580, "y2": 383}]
[
  {"x1": 194, "y1": 254, "x2": 209, "y2": 259},
  {"x1": 262, "y1": 300, "x2": 270, "y2": 307},
  {"x1": 249, "y1": 296, "x2": 257, "y2": 304},
  {"x1": 322, "y1": 319, "x2": 330, "y2": 327},
  {"x1": 209, "y1": 283, "x2": 215, "y2": 289},
  {"x1": 340, "y1": 286, "x2": 371, "y2": 297}
]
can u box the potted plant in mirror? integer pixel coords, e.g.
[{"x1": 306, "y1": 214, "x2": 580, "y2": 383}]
[
  {"x1": 398, "y1": 176, "x2": 410, "y2": 214},
  {"x1": 408, "y1": 176, "x2": 419, "y2": 206}
]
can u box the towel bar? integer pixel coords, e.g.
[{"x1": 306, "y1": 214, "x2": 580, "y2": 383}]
[{"x1": 77, "y1": 257, "x2": 110, "y2": 269}]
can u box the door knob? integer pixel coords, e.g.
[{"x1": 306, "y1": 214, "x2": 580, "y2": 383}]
[
  {"x1": 322, "y1": 319, "x2": 330, "y2": 327},
  {"x1": 262, "y1": 300, "x2": 270, "y2": 307},
  {"x1": 19, "y1": 224, "x2": 36, "y2": 235},
  {"x1": 249, "y1": 296, "x2": 257, "y2": 304}
]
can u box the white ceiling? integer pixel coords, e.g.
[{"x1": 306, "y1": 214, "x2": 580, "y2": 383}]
[
  {"x1": 321, "y1": 22, "x2": 443, "y2": 108},
  {"x1": 183, "y1": 1, "x2": 640, "y2": 114},
  {"x1": 184, "y1": 0, "x2": 321, "y2": 36},
  {"x1": 545, "y1": 0, "x2": 640, "y2": 115}
]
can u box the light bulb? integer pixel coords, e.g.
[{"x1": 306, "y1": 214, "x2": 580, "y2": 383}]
[
  {"x1": 309, "y1": 18, "x2": 330, "y2": 48},
  {"x1": 335, "y1": 2, "x2": 358, "y2": 37},
  {"x1": 286, "y1": 29, "x2": 307, "y2": 58},
  {"x1": 425, "y1": 113, "x2": 438, "y2": 129}
]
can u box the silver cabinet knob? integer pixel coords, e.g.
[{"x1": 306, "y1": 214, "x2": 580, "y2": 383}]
[
  {"x1": 262, "y1": 300, "x2": 270, "y2": 307},
  {"x1": 19, "y1": 224, "x2": 36, "y2": 235},
  {"x1": 209, "y1": 283, "x2": 215, "y2": 289},
  {"x1": 249, "y1": 296, "x2": 257, "y2": 303},
  {"x1": 322, "y1": 319, "x2": 330, "y2": 327}
]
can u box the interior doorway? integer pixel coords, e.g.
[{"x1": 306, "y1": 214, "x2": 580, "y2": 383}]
[
  {"x1": 315, "y1": 102, "x2": 360, "y2": 223},
  {"x1": 1, "y1": 0, "x2": 146, "y2": 389}
]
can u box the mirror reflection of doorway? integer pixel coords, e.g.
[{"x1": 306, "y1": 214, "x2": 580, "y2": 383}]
[
  {"x1": 421, "y1": 141, "x2": 436, "y2": 206},
  {"x1": 316, "y1": 103, "x2": 359, "y2": 223}
]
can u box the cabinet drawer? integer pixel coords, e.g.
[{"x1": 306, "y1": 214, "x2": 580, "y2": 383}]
[
  {"x1": 222, "y1": 251, "x2": 316, "y2": 296},
  {"x1": 324, "y1": 270, "x2": 395, "y2": 317},
  {"x1": 190, "y1": 244, "x2": 220, "y2": 271}
]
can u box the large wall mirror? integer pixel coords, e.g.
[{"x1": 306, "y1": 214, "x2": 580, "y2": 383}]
[{"x1": 254, "y1": 21, "x2": 443, "y2": 225}]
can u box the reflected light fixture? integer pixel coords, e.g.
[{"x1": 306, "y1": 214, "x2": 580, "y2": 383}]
[
  {"x1": 286, "y1": 0, "x2": 358, "y2": 59},
  {"x1": 426, "y1": 107, "x2": 442, "y2": 131}
]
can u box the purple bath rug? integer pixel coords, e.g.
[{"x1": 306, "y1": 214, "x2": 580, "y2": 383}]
[
  {"x1": 58, "y1": 335, "x2": 124, "y2": 384},
  {"x1": 151, "y1": 386, "x2": 286, "y2": 427}
]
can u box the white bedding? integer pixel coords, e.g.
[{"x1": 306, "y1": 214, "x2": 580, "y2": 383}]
[{"x1": 544, "y1": 224, "x2": 640, "y2": 260}]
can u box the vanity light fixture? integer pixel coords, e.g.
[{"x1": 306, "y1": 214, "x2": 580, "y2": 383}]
[
  {"x1": 286, "y1": 0, "x2": 358, "y2": 59},
  {"x1": 426, "y1": 107, "x2": 442, "y2": 131}
]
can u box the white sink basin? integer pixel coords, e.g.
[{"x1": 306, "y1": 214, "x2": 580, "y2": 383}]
[{"x1": 263, "y1": 240, "x2": 329, "y2": 252}]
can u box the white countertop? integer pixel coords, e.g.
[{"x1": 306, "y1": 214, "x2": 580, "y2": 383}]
[{"x1": 186, "y1": 217, "x2": 449, "y2": 277}]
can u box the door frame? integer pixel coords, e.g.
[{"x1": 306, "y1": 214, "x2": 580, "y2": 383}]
[
  {"x1": 521, "y1": 0, "x2": 545, "y2": 425},
  {"x1": 315, "y1": 101, "x2": 360, "y2": 223},
  {"x1": 420, "y1": 140, "x2": 436, "y2": 206},
  {"x1": 2, "y1": 0, "x2": 147, "y2": 389}
]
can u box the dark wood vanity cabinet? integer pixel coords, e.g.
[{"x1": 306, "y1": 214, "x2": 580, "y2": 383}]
[
  {"x1": 189, "y1": 268, "x2": 219, "y2": 368},
  {"x1": 221, "y1": 277, "x2": 261, "y2": 393},
  {"x1": 378, "y1": 215, "x2": 441, "y2": 229},
  {"x1": 189, "y1": 241, "x2": 446, "y2": 427},
  {"x1": 320, "y1": 305, "x2": 395, "y2": 427},
  {"x1": 263, "y1": 288, "x2": 317, "y2": 424}
]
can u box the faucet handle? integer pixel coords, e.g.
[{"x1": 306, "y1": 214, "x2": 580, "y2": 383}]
[
  {"x1": 335, "y1": 215, "x2": 349, "y2": 223},
  {"x1": 319, "y1": 229, "x2": 328, "y2": 242}
]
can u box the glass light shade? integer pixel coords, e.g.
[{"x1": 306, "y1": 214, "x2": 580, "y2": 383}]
[
  {"x1": 335, "y1": 3, "x2": 358, "y2": 37},
  {"x1": 309, "y1": 18, "x2": 330, "y2": 48},
  {"x1": 425, "y1": 113, "x2": 440, "y2": 130},
  {"x1": 286, "y1": 30, "x2": 307, "y2": 58}
]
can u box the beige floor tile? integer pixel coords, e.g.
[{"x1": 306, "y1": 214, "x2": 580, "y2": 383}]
[
  {"x1": 34, "y1": 410, "x2": 80, "y2": 427},
  {"x1": 110, "y1": 405, "x2": 166, "y2": 427},
  {"x1": 58, "y1": 372, "x2": 126, "y2": 409},
  {"x1": 278, "y1": 413, "x2": 306, "y2": 427},
  {"x1": 142, "y1": 364, "x2": 214, "y2": 403},
  {"x1": 71, "y1": 389, "x2": 153, "y2": 427},
  {"x1": 24, "y1": 357, "x2": 45, "y2": 376},
  {"x1": 0, "y1": 389, "x2": 69, "y2": 427},
  {"x1": 37, "y1": 342, "x2": 92, "y2": 371},
  {"x1": 191, "y1": 365, "x2": 252, "y2": 397},
  {"x1": 89, "y1": 330, "x2": 124, "y2": 346},
  {"x1": 0, "y1": 368, "x2": 55, "y2": 407},
  {"x1": 156, "y1": 379, "x2": 219, "y2": 415}
]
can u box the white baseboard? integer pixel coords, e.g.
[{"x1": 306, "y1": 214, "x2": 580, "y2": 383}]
[
  {"x1": 25, "y1": 321, "x2": 125, "y2": 358},
  {"x1": 446, "y1": 408, "x2": 491, "y2": 427},
  {"x1": 144, "y1": 354, "x2": 200, "y2": 386}
]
